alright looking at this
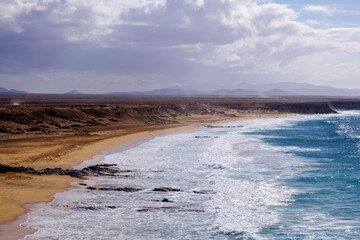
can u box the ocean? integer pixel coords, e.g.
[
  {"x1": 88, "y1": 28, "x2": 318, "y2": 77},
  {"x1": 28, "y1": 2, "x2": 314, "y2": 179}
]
[{"x1": 23, "y1": 113, "x2": 360, "y2": 239}]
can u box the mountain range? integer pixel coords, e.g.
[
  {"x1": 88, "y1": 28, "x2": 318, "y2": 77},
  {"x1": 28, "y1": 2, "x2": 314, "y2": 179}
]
[
  {"x1": 0, "y1": 87, "x2": 27, "y2": 94},
  {"x1": 2, "y1": 82, "x2": 360, "y2": 96},
  {"x1": 106, "y1": 82, "x2": 360, "y2": 96},
  {"x1": 107, "y1": 88, "x2": 294, "y2": 96}
]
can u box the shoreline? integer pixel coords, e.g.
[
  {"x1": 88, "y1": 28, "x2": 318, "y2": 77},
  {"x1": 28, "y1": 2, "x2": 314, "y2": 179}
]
[{"x1": 0, "y1": 113, "x2": 294, "y2": 240}]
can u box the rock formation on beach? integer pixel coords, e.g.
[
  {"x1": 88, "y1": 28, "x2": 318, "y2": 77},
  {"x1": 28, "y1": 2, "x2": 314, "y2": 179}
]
[{"x1": 0, "y1": 163, "x2": 123, "y2": 179}]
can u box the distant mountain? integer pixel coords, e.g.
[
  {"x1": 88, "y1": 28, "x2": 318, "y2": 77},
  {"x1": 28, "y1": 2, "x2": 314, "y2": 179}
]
[
  {"x1": 107, "y1": 82, "x2": 360, "y2": 97},
  {"x1": 210, "y1": 89, "x2": 259, "y2": 95},
  {"x1": 107, "y1": 88, "x2": 204, "y2": 96},
  {"x1": 0, "y1": 87, "x2": 27, "y2": 94},
  {"x1": 106, "y1": 88, "x2": 280, "y2": 96},
  {"x1": 64, "y1": 90, "x2": 82, "y2": 94},
  {"x1": 229, "y1": 82, "x2": 360, "y2": 96},
  {"x1": 144, "y1": 88, "x2": 204, "y2": 95},
  {"x1": 263, "y1": 88, "x2": 293, "y2": 96}
]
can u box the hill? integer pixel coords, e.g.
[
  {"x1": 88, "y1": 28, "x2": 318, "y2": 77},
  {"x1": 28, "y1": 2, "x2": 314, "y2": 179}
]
[
  {"x1": 64, "y1": 90, "x2": 82, "y2": 94},
  {"x1": 0, "y1": 87, "x2": 27, "y2": 94}
]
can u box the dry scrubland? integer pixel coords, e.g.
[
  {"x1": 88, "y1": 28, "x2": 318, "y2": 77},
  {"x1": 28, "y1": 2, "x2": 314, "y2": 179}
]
[{"x1": 0, "y1": 94, "x2": 339, "y2": 136}]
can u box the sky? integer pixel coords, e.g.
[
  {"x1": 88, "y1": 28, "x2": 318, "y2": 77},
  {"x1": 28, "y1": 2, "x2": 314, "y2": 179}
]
[{"x1": 1, "y1": 0, "x2": 360, "y2": 93}]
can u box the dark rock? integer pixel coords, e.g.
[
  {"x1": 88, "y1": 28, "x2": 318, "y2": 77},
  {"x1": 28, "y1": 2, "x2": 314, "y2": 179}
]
[
  {"x1": 265, "y1": 102, "x2": 336, "y2": 114},
  {"x1": 155, "y1": 198, "x2": 173, "y2": 202},
  {"x1": 137, "y1": 208, "x2": 149, "y2": 212},
  {"x1": 74, "y1": 206, "x2": 98, "y2": 211},
  {"x1": 81, "y1": 165, "x2": 120, "y2": 177},
  {"x1": 118, "y1": 175, "x2": 134, "y2": 178},
  {"x1": 93, "y1": 164, "x2": 117, "y2": 167},
  {"x1": 107, "y1": 206, "x2": 116, "y2": 209},
  {"x1": 195, "y1": 136, "x2": 212, "y2": 138},
  {"x1": 67, "y1": 170, "x2": 86, "y2": 178},
  {"x1": 78, "y1": 183, "x2": 87, "y2": 186},
  {"x1": 137, "y1": 206, "x2": 178, "y2": 212},
  {"x1": 1, "y1": 163, "x2": 131, "y2": 180},
  {"x1": 207, "y1": 164, "x2": 225, "y2": 169},
  {"x1": 98, "y1": 187, "x2": 143, "y2": 192},
  {"x1": 0, "y1": 164, "x2": 34, "y2": 173},
  {"x1": 137, "y1": 206, "x2": 204, "y2": 213},
  {"x1": 193, "y1": 190, "x2": 216, "y2": 194},
  {"x1": 87, "y1": 186, "x2": 143, "y2": 192},
  {"x1": 153, "y1": 187, "x2": 181, "y2": 192},
  {"x1": 115, "y1": 187, "x2": 143, "y2": 192},
  {"x1": 42, "y1": 168, "x2": 65, "y2": 175},
  {"x1": 29, "y1": 164, "x2": 124, "y2": 178},
  {"x1": 86, "y1": 206, "x2": 98, "y2": 210},
  {"x1": 178, "y1": 209, "x2": 205, "y2": 213}
]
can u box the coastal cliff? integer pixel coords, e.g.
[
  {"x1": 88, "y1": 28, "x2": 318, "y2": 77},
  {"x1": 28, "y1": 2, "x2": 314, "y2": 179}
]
[{"x1": 328, "y1": 101, "x2": 360, "y2": 111}]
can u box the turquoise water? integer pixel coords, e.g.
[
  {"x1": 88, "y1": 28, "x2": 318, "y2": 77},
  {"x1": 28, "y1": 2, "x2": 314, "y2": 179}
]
[
  {"x1": 250, "y1": 113, "x2": 360, "y2": 239},
  {"x1": 23, "y1": 113, "x2": 360, "y2": 240}
]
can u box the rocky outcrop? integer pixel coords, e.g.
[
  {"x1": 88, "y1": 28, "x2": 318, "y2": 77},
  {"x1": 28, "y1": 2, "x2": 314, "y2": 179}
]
[
  {"x1": 328, "y1": 101, "x2": 360, "y2": 111},
  {"x1": 193, "y1": 190, "x2": 216, "y2": 194},
  {"x1": 0, "y1": 163, "x2": 124, "y2": 179},
  {"x1": 0, "y1": 164, "x2": 34, "y2": 173},
  {"x1": 153, "y1": 187, "x2": 181, "y2": 192},
  {"x1": 218, "y1": 101, "x2": 336, "y2": 114},
  {"x1": 136, "y1": 206, "x2": 205, "y2": 213},
  {"x1": 264, "y1": 102, "x2": 337, "y2": 114},
  {"x1": 87, "y1": 186, "x2": 143, "y2": 192}
]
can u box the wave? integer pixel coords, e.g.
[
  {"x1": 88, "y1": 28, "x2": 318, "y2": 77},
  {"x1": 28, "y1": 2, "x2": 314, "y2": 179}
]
[
  {"x1": 25, "y1": 113, "x2": 344, "y2": 239},
  {"x1": 337, "y1": 110, "x2": 360, "y2": 115},
  {"x1": 197, "y1": 117, "x2": 316, "y2": 238}
]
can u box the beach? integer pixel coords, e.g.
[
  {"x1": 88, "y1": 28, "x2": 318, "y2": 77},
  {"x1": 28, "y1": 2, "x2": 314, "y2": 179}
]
[
  {"x1": 12, "y1": 111, "x2": 360, "y2": 239},
  {"x1": 0, "y1": 94, "x2": 353, "y2": 239},
  {"x1": 0, "y1": 102, "x2": 291, "y2": 240}
]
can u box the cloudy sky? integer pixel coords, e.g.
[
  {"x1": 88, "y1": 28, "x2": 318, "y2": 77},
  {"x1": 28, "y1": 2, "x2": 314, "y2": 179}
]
[{"x1": 1, "y1": 0, "x2": 360, "y2": 93}]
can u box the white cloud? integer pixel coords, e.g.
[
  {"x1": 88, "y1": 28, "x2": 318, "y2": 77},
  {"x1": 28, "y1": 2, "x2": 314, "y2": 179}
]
[
  {"x1": 303, "y1": 5, "x2": 332, "y2": 16},
  {"x1": 0, "y1": 0, "x2": 166, "y2": 40},
  {"x1": 1, "y1": 0, "x2": 360, "y2": 91}
]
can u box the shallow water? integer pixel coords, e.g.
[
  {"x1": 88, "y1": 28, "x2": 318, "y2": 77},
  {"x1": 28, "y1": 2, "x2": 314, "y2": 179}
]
[{"x1": 23, "y1": 113, "x2": 360, "y2": 239}]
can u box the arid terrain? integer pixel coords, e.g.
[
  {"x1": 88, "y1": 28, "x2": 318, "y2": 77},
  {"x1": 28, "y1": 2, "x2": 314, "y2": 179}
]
[
  {"x1": 0, "y1": 93, "x2": 346, "y2": 136},
  {"x1": 1, "y1": 93, "x2": 358, "y2": 170}
]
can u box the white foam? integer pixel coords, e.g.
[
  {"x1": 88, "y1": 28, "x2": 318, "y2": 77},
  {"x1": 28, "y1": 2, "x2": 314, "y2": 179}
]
[
  {"x1": 208, "y1": 177, "x2": 295, "y2": 236},
  {"x1": 23, "y1": 130, "x2": 217, "y2": 239},
  {"x1": 195, "y1": 116, "x2": 322, "y2": 238},
  {"x1": 337, "y1": 110, "x2": 360, "y2": 115},
  {"x1": 23, "y1": 114, "x2": 322, "y2": 239}
]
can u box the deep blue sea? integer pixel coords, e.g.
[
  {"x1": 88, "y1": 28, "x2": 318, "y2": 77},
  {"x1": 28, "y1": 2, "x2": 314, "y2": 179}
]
[{"x1": 23, "y1": 113, "x2": 360, "y2": 239}]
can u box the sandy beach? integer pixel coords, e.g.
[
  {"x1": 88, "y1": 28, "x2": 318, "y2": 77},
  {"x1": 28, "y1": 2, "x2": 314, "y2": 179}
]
[
  {"x1": 1, "y1": 94, "x2": 339, "y2": 239},
  {"x1": 2, "y1": 0, "x2": 360, "y2": 237},
  {"x1": 0, "y1": 110, "x2": 292, "y2": 240}
]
